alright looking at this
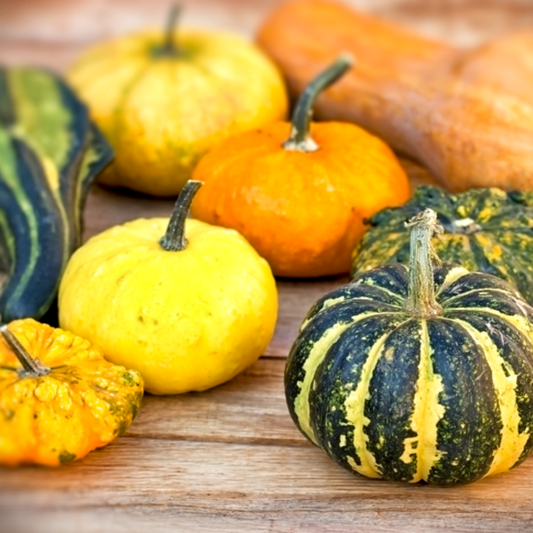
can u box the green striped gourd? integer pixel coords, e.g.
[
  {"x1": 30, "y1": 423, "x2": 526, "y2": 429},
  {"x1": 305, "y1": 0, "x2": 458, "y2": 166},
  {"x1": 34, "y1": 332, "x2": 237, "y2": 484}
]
[
  {"x1": 0, "y1": 67, "x2": 113, "y2": 322},
  {"x1": 352, "y1": 186, "x2": 533, "y2": 305},
  {"x1": 286, "y1": 209, "x2": 533, "y2": 485}
]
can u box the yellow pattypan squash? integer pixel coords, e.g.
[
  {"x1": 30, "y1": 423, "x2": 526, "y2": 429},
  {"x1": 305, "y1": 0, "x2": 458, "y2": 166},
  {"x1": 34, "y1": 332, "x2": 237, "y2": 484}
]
[
  {"x1": 67, "y1": 8, "x2": 288, "y2": 197},
  {"x1": 0, "y1": 319, "x2": 143, "y2": 466},
  {"x1": 58, "y1": 181, "x2": 278, "y2": 395}
]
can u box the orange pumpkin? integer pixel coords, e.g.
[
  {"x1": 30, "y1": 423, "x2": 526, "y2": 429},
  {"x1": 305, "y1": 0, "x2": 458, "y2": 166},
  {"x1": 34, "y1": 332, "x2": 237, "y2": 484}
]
[
  {"x1": 191, "y1": 56, "x2": 411, "y2": 278},
  {"x1": 0, "y1": 319, "x2": 143, "y2": 466}
]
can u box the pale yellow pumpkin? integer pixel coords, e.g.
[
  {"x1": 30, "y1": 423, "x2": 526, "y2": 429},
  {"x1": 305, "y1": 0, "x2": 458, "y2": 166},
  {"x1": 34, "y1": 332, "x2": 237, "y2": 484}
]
[
  {"x1": 68, "y1": 10, "x2": 288, "y2": 196},
  {"x1": 58, "y1": 181, "x2": 278, "y2": 395}
]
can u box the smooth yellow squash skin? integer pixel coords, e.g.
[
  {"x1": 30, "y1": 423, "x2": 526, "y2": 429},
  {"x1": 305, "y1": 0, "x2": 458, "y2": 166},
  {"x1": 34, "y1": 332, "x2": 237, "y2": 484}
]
[
  {"x1": 58, "y1": 218, "x2": 278, "y2": 395},
  {"x1": 68, "y1": 30, "x2": 288, "y2": 196}
]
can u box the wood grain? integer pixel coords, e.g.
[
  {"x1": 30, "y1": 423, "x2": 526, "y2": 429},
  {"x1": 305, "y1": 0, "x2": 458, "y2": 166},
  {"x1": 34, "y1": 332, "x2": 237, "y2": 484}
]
[
  {"x1": 3, "y1": 360, "x2": 533, "y2": 533},
  {"x1": 126, "y1": 359, "x2": 305, "y2": 446},
  {"x1": 2, "y1": 1, "x2": 533, "y2": 532}
]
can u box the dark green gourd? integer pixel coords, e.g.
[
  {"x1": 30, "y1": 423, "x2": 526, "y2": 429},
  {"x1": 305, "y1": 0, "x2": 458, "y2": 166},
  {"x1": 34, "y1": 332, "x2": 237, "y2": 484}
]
[
  {"x1": 0, "y1": 67, "x2": 113, "y2": 321},
  {"x1": 352, "y1": 186, "x2": 533, "y2": 304},
  {"x1": 286, "y1": 209, "x2": 533, "y2": 485}
]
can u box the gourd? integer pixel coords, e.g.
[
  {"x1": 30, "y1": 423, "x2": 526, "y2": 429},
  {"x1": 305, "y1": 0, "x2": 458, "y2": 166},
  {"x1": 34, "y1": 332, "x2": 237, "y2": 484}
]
[
  {"x1": 191, "y1": 56, "x2": 410, "y2": 278},
  {"x1": 352, "y1": 186, "x2": 533, "y2": 305},
  {"x1": 0, "y1": 67, "x2": 113, "y2": 322},
  {"x1": 0, "y1": 318, "x2": 143, "y2": 466},
  {"x1": 68, "y1": 7, "x2": 288, "y2": 197},
  {"x1": 58, "y1": 181, "x2": 277, "y2": 395},
  {"x1": 258, "y1": 0, "x2": 533, "y2": 192},
  {"x1": 285, "y1": 208, "x2": 533, "y2": 485}
]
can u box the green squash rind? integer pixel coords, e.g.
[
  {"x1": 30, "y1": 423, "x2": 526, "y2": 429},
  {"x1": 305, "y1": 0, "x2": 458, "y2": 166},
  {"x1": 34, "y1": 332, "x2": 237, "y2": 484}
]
[
  {"x1": 351, "y1": 186, "x2": 533, "y2": 304},
  {"x1": 0, "y1": 67, "x2": 113, "y2": 321},
  {"x1": 286, "y1": 263, "x2": 533, "y2": 485}
]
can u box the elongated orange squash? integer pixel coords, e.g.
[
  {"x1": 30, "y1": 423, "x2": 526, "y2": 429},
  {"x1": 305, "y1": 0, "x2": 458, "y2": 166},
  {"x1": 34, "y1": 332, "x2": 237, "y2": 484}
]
[{"x1": 257, "y1": 0, "x2": 533, "y2": 192}]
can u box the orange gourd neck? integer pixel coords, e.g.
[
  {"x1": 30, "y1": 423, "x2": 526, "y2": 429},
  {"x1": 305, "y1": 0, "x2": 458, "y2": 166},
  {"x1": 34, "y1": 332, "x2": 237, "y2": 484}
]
[
  {"x1": 160, "y1": 179, "x2": 203, "y2": 251},
  {"x1": 404, "y1": 209, "x2": 443, "y2": 318},
  {"x1": 0, "y1": 324, "x2": 49, "y2": 377},
  {"x1": 282, "y1": 54, "x2": 353, "y2": 153}
]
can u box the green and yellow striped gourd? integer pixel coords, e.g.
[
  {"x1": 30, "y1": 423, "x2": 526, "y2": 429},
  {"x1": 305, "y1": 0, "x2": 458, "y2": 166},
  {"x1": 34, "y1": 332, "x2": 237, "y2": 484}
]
[
  {"x1": 352, "y1": 186, "x2": 533, "y2": 304},
  {"x1": 286, "y1": 209, "x2": 533, "y2": 485},
  {"x1": 0, "y1": 67, "x2": 113, "y2": 322}
]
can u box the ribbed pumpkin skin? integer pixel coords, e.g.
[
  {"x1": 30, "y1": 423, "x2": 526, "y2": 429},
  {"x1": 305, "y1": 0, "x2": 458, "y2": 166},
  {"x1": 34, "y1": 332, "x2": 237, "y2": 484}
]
[
  {"x1": 192, "y1": 121, "x2": 410, "y2": 278},
  {"x1": 68, "y1": 30, "x2": 288, "y2": 196},
  {"x1": 352, "y1": 186, "x2": 533, "y2": 304},
  {"x1": 286, "y1": 263, "x2": 533, "y2": 485}
]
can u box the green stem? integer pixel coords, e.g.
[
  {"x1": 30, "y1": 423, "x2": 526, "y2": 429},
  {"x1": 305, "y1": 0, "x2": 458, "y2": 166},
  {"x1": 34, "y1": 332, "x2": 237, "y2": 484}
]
[
  {"x1": 0, "y1": 324, "x2": 49, "y2": 377},
  {"x1": 160, "y1": 5, "x2": 181, "y2": 56},
  {"x1": 282, "y1": 54, "x2": 354, "y2": 153},
  {"x1": 160, "y1": 180, "x2": 203, "y2": 251},
  {"x1": 404, "y1": 209, "x2": 443, "y2": 318}
]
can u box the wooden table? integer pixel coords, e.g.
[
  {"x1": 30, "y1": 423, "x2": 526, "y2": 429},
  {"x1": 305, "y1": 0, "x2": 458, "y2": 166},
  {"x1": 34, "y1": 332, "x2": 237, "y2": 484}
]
[{"x1": 3, "y1": 1, "x2": 533, "y2": 531}]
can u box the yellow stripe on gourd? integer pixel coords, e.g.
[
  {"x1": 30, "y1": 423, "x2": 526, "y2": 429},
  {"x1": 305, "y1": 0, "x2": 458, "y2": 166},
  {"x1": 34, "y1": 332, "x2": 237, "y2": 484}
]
[
  {"x1": 435, "y1": 266, "x2": 469, "y2": 297},
  {"x1": 451, "y1": 307, "x2": 533, "y2": 339},
  {"x1": 293, "y1": 311, "x2": 384, "y2": 445},
  {"x1": 40, "y1": 156, "x2": 60, "y2": 193},
  {"x1": 0, "y1": 127, "x2": 41, "y2": 302},
  {"x1": 475, "y1": 233, "x2": 504, "y2": 262},
  {"x1": 294, "y1": 321, "x2": 354, "y2": 445},
  {"x1": 399, "y1": 320, "x2": 445, "y2": 483},
  {"x1": 344, "y1": 326, "x2": 405, "y2": 479},
  {"x1": 456, "y1": 320, "x2": 529, "y2": 476},
  {"x1": 300, "y1": 296, "x2": 347, "y2": 332}
]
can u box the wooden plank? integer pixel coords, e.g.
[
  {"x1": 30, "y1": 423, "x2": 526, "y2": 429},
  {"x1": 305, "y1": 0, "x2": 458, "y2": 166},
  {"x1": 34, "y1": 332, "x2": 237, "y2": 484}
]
[
  {"x1": 2, "y1": 435, "x2": 533, "y2": 533},
  {"x1": 82, "y1": 186, "x2": 175, "y2": 241},
  {"x1": 3, "y1": 505, "x2": 533, "y2": 533},
  {"x1": 2, "y1": 0, "x2": 532, "y2": 52},
  {"x1": 126, "y1": 358, "x2": 306, "y2": 445}
]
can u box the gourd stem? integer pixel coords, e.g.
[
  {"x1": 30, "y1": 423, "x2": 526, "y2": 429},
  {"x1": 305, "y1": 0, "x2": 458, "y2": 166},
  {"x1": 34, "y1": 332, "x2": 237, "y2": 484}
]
[
  {"x1": 404, "y1": 209, "x2": 443, "y2": 318},
  {"x1": 282, "y1": 54, "x2": 354, "y2": 153},
  {"x1": 161, "y1": 4, "x2": 181, "y2": 56},
  {"x1": 160, "y1": 180, "x2": 203, "y2": 251},
  {"x1": 0, "y1": 324, "x2": 49, "y2": 377}
]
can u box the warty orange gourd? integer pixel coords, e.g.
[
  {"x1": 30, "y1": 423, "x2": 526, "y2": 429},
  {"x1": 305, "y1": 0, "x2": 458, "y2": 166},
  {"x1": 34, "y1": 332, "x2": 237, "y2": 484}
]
[{"x1": 0, "y1": 319, "x2": 143, "y2": 466}]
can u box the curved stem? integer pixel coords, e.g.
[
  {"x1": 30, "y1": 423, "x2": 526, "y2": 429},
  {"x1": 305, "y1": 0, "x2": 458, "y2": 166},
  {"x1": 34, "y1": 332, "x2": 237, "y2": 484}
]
[
  {"x1": 404, "y1": 209, "x2": 443, "y2": 318},
  {"x1": 282, "y1": 54, "x2": 354, "y2": 153},
  {"x1": 160, "y1": 180, "x2": 203, "y2": 251},
  {"x1": 160, "y1": 5, "x2": 181, "y2": 56},
  {"x1": 0, "y1": 324, "x2": 49, "y2": 377}
]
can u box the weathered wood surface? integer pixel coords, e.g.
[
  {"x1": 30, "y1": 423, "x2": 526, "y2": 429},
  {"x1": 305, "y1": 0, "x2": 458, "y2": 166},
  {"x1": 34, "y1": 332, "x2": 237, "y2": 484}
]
[
  {"x1": 3, "y1": 358, "x2": 533, "y2": 533},
  {"x1": 2, "y1": 1, "x2": 533, "y2": 532}
]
